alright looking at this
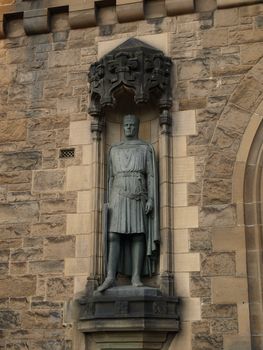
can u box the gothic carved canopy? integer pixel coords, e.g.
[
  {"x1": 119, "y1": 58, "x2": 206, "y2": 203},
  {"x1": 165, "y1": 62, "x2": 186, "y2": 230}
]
[{"x1": 88, "y1": 38, "x2": 173, "y2": 134}]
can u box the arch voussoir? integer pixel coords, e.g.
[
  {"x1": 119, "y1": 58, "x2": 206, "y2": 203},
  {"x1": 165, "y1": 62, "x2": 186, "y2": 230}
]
[{"x1": 203, "y1": 56, "x2": 263, "y2": 207}]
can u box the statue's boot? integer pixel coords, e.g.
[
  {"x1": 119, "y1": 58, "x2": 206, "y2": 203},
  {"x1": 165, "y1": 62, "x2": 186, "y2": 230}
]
[
  {"x1": 97, "y1": 277, "x2": 115, "y2": 292},
  {"x1": 131, "y1": 275, "x2": 143, "y2": 287},
  {"x1": 97, "y1": 233, "x2": 120, "y2": 292}
]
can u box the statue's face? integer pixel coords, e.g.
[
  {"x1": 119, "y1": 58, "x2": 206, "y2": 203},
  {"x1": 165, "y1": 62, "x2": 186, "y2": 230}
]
[{"x1": 123, "y1": 117, "x2": 138, "y2": 138}]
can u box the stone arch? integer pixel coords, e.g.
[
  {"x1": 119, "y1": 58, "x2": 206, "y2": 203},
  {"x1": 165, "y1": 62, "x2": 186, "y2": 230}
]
[
  {"x1": 202, "y1": 57, "x2": 263, "y2": 349},
  {"x1": 203, "y1": 56, "x2": 263, "y2": 206},
  {"x1": 234, "y1": 104, "x2": 263, "y2": 349}
]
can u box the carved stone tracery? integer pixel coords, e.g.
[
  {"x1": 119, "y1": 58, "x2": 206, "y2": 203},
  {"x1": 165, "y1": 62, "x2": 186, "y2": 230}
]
[{"x1": 88, "y1": 38, "x2": 173, "y2": 135}]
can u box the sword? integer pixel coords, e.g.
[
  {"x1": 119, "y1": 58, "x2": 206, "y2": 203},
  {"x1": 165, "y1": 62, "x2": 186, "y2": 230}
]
[{"x1": 102, "y1": 203, "x2": 109, "y2": 277}]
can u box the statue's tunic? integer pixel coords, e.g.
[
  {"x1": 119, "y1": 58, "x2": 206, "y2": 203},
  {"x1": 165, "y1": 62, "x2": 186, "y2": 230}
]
[
  {"x1": 108, "y1": 141, "x2": 154, "y2": 234},
  {"x1": 107, "y1": 139, "x2": 159, "y2": 276}
]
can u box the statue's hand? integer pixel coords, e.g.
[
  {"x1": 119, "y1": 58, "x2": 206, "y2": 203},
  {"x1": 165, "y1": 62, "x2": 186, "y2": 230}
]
[{"x1": 145, "y1": 199, "x2": 153, "y2": 215}]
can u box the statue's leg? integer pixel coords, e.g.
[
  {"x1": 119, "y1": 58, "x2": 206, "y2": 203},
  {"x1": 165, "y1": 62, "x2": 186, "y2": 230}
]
[
  {"x1": 131, "y1": 233, "x2": 145, "y2": 287},
  {"x1": 97, "y1": 232, "x2": 120, "y2": 292}
]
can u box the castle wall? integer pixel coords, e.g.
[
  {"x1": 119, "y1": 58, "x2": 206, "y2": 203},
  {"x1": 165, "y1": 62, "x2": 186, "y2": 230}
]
[{"x1": 0, "y1": 1, "x2": 263, "y2": 349}]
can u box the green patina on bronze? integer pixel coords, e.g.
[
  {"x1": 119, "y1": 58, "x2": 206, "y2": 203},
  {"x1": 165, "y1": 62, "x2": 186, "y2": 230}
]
[{"x1": 98, "y1": 114, "x2": 159, "y2": 292}]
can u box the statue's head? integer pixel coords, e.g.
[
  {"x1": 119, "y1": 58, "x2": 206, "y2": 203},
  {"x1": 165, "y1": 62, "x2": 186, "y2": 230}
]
[{"x1": 123, "y1": 114, "x2": 140, "y2": 139}]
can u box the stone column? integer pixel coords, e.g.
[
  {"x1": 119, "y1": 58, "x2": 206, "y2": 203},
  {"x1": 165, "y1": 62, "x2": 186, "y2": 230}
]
[
  {"x1": 86, "y1": 115, "x2": 105, "y2": 294},
  {"x1": 159, "y1": 109, "x2": 174, "y2": 296}
]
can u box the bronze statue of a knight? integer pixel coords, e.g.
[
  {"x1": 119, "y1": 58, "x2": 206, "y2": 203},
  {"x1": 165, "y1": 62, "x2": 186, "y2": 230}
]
[{"x1": 98, "y1": 114, "x2": 159, "y2": 292}]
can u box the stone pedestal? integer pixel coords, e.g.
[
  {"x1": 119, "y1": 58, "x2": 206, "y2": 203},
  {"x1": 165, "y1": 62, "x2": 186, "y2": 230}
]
[{"x1": 78, "y1": 286, "x2": 180, "y2": 350}]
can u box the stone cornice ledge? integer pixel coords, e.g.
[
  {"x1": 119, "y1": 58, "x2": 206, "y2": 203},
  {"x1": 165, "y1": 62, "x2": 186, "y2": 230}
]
[
  {"x1": 0, "y1": 0, "x2": 261, "y2": 38},
  {"x1": 217, "y1": 0, "x2": 261, "y2": 8}
]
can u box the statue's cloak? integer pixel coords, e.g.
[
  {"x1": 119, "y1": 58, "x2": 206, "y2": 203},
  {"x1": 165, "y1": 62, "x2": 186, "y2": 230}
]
[{"x1": 105, "y1": 139, "x2": 159, "y2": 277}]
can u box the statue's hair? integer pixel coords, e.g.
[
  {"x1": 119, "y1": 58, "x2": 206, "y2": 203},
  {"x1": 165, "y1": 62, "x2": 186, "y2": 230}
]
[{"x1": 123, "y1": 114, "x2": 140, "y2": 128}]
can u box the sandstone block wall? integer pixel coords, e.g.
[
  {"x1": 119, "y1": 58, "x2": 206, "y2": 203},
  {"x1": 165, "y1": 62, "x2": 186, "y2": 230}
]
[{"x1": 0, "y1": 1, "x2": 263, "y2": 349}]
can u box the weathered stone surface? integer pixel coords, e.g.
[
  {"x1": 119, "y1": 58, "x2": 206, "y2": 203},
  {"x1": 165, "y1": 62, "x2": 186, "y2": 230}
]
[
  {"x1": 240, "y1": 43, "x2": 263, "y2": 64},
  {"x1": 0, "y1": 152, "x2": 41, "y2": 173},
  {"x1": 23, "y1": 237, "x2": 43, "y2": 248},
  {"x1": 203, "y1": 178, "x2": 232, "y2": 205},
  {"x1": 218, "y1": 104, "x2": 251, "y2": 133},
  {"x1": 8, "y1": 183, "x2": 32, "y2": 192},
  {"x1": 230, "y1": 75, "x2": 263, "y2": 111},
  {"x1": 0, "y1": 120, "x2": 27, "y2": 144},
  {"x1": 192, "y1": 334, "x2": 223, "y2": 350},
  {"x1": 10, "y1": 262, "x2": 27, "y2": 275},
  {"x1": 0, "y1": 263, "x2": 9, "y2": 275},
  {"x1": 0, "y1": 187, "x2": 6, "y2": 203},
  {"x1": 9, "y1": 297, "x2": 29, "y2": 311},
  {"x1": 192, "y1": 320, "x2": 210, "y2": 335},
  {"x1": 214, "y1": 8, "x2": 239, "y2": 27},
  {"x1": 0, "y1": 311, "x2": 20, "y2": 329},
  {"x1": 190, "y1": 273, "x2": 211, "y2": 297},
  {"x1": 29, "y1": 260, "x2": 64, "y2": 274},
  {"x1": 190, "y1": 228, "x2": 212, "y2": 251},
  {"x1": 189, "y1": 98, "x2": 226, "y2": 147},
  {"x1": 229, "y1": 28, "x2": 263, "y2": 45},
  {"x1": 202, "y1": 304, "x2": 237, "y2": 318},
  {"x1": 30, "y1": 340, "x2": 71, "y2": 350},
  {"x1": 28, "y1": 130, "x2": 56, "y2": 149},
  {"x1": 205, "y1": 152, "x2": 235, "y2": 179},
  {"x1": 212, "y1": 277, "x2": 248, "y2": 305},
  {"x1": 177, "y1": 58, "x2": 210, "y2": 80},
  {"x1": 43, "y1": 80, "x2": 69, "y2": 99},
  {"x1": 44, "y1": 236, "x2": 75, "y2": 259},
  {"x1": 211, "y1": 319, "x2": 238, "y2": 334},
  {"x1": 188, "y1": 182, "x2": 201, "y2": 206},
  {"x1": 48, "y1": 50, "x2": 80, "y2": 68},
  {"x1": 21, "y1": 310, "x2": 62, "y2": 329},
  {"x1": 189, "y1": 78, "x2": 217, "y2": 98},
  {"x1": 211, "y1": 126, "x2": 241, "y2": 155},
  {"x1": 33, "y1": 170, "x2": 65, "y2": 193},
  {"x1": 0, "y1": 249, "x2": 10, "y2": 262},
  {"x1": 0, "y1": 202, "x2": 39, "y2": 225},
  {"x1": 199, "y1": 205, "x2": 236, "y2": 227},
  {"x1": 7, "y1": 191, "x2": 39, "y2": 203},
  {"x1": 0, "y1": 225, "x2": 30, "y2": 240},
  {"x1": 179, "y1": 97, "x2": 207, "y2": 110},
  {"x1": 46, "y1": 277, "x2": 74, "y2": 299},
  {"x1": 0, "y1": 299, "x2": 9, "y2": 309},
  {"x1": 0, "y1": 171, "x2": 32, "y2": 185},
  {"x1": 31, "y1": 218, "x2": 66, "y2": 237},
  {"x1": 171, "y1": 31, "x2": 200, "y2": 54},
  {"x1": 201, "y1": 253, "x2": 236, "y2": 276},
  {"x1": 11, "y1": 247, "x2": 43, "y2": 262},
  {"x1": 31, "y1": 299, "x2": 62, "y2": 310},
  {"x1": 28, "y1": 116, "x2": 69, "y2": 132},
  {"x1": 8, "y1": 328, "x2": 45, "y2": 339},
  {"x1": 7, "y1": 47, "x2": 33, "y2": 65},
  {"x1": 6, "y1": 341, "x2": 30, "y2": 350},
  {"x1": 40, "y1": 199, "x2": 76, "y2": 215},
  {"x1": 0, "y1": 276, "x2": 36, "y2": 298},
  {"x1": 201, "y1": 28, "x2": 228, "y2": 48}
]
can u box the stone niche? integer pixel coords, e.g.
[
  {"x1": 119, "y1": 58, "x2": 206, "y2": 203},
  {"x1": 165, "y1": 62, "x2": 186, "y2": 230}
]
[{"x1": 77, "y1": 38, "x2": 180, "y2": 350}]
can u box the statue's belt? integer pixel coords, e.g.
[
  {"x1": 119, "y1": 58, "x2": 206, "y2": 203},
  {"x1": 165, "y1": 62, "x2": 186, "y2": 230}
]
[
  {"x1": 118, "y1": 189, "x2": 147, "y2": 201},
  {"x1": 115, "y1": 171, "x2": 145, "y2": 177},
  {"x1": 113, "y1": 172, "x2": 148, "y2": 200}
]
